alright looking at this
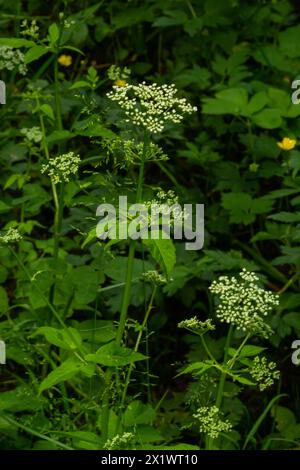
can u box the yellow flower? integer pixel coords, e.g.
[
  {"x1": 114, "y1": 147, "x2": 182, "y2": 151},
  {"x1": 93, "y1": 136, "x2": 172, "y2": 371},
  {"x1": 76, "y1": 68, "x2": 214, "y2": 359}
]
[
  {"x1": 58, "y1": 55, "x2": 72, "y2": 67},
  {"x1": 114, "y1": 79, "x2": 127, "y2": 87},
  {"x1": 277, "y1": 137, "x2": 296, "y2": 151}
]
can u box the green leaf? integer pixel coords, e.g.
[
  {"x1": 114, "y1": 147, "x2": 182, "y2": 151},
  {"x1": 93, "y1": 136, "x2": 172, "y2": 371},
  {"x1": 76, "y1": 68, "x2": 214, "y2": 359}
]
[
  {"x1": 46, "y1": 130, "x2": 74, "y2": 145},
  {"x1": 279, "y1": 25, "x2": 300, "y2": 58},
  {"x1": 124, "y1": 400, "x2": 155, "y2": 426},
  {"x1": 0, "y1": 38, "x2": 36, "y2": 47},
  {"x1": 229, "y1": 345, "x2": 266, "y2": 358},
  {"x1": 48, "y1": 23, "x2": 59, "y2": 46},
  {"x1": 24, "y1": 45, "x2": 48, "y2": 64},
  {"x1": 39, "y1": 358, "x2": 84, "y2": 393},
  {"x1": 85, "y1": 342, "x2": 147, "y2": 366},
  {"x1": 252, "y1": 109, "x2": 282, "y2": 129},
  {"x1": 245, "y1": 91, "x2": 268, "y2": 115},
  {"x1": 143, "y1": 236, "x2": 176, "y2": 279},
  {"x1": 0, "y1": 386, "x2": 42, "y2": 411},
  {"x1": 40, "y1": 104, "x2": 54, "y2": 121},
  {"x1": 35, "y1": 327, "x2": 82, "y2": 351},
  {"x1": 0, "y1": 201, "x2": 11, "y2": 212},
  {"x1": 202, "y1": 88, "x2": 248, "y2": 115},
  {"x1": 69, "y1": 81, "x2": 91, "y2": 90}
]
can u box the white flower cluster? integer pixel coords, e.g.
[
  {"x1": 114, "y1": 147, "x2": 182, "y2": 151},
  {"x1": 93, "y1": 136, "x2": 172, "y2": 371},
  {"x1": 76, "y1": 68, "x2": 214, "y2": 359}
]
[
  {"x1": 146, "y1": 190, "x2": 187, "y2": 222},
  {"x1": 141, "y1": 270, "x2": 167, "y2": 286},
  {"x1": 0, "y1": 46, "x2": 27, "y2": 75},
  {"x1": 107, "y1": 82, "x2": 197, "y2": 133},
  {"x1": 20, "y1": 19, "x2": 39, "y2": 39},
  {"x1": 178, "y1": 317, "x2": 215, "y2": 334},
  {"x1": 209, "y1": 269, "x2": 279, "y2": 337},
  {"x1": 250, "y1": 356, "x2": 280, "y2": 391},
  {"x1": 41, "y1": 152, "x2": 80, "y2": 184},
  {"x1": 103, "y1": 432, "x2": 134, "y2": 450},
  {"x1": 193, "y1": 405, "x2": 232, "y2": 440},
  {"x1": 0, "y1": 228, "x2": 22, "y2": 244},
  {"x1": 21, "y1": 127, "x2": 42, "y2": 143}
]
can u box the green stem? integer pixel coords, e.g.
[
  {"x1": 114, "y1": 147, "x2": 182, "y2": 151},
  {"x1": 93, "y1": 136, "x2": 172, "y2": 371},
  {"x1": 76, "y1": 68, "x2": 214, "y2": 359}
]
[
  {"x1": 116, "y1": 130, "x2": 149, "y2": 346},
  {"x1": 119, "y1": 286, "x2": 157, "y2": 417},
  {"x1": 216, "y1": 325, "x2": 234, "y2": 408},
  {"x1": 228, "y1": 333, "x2": 250, "y2": 369},
  {"x1": 207, "y1": 325, "x2": 234, "y2": 450},
  {"x1": 101, "y1": 130, "x2": 149, "y2": 441}
]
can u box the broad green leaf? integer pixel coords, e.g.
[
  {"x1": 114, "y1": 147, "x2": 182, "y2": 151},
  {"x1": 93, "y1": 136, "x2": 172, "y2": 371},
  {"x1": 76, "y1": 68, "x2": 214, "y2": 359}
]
[
  {"x1": 279, "y1": 25, "x2": 300, "y2": 58},
  {"x1": 40, "y1": 104, "x2": 54, "y2": 120},
  {"x1": 143, "y1": 236, "x2": 176, "y2": 279},
  {"x1": 229, "y1": 345, "x2": 266, "y2": 358},
  {"x1": 0, "y1": 38, "x2": 35, "y2": 47},
  {"x1": 202, "y1": 87, "x2": 248, "y2": 115},
  {"x1": 48, "y1": 23, "x2": 59, "y2": 45},
  {"x1": 39, "y1": 358, "x2": 84, "y2": 393},
  {"x1": 24, "y1": 45, "x2": 48, "y2": 64},
  {"x1": 85, "y1": 342, "x2": 147, "y2": 366},
  {"x1": 252, "y1": 109, "x2": 282, "y2": 129},
  {"x1": 124, "y1": 400, "x2": 155, "y2": 426},
  {"x1": 0, "y1": 386, "x2": 42, "y2": 411},
  {"x1": 46, "y1": 130, "x2": 74, "y2": 144},
  {"x1": 35, "y1": 326, "x2": 82, "y2": 351}
]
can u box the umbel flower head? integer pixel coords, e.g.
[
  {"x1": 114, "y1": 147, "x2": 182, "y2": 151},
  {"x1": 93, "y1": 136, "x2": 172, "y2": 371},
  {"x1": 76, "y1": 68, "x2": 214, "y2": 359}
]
[
  {"x1": 103, "y1": 432, "x2": 134, "y2": 450},
  {"x1": 250, "y1": 356, "x2": 280, "y2": 391},
  {"x1": 193, "y1": 405, "x2": 232, "y2": 440},
  {"x1": 209, "y1": 269, "x2": 279, "y2": 338},
  {"x1": 178, "y1": 317, "x2": 215, "y2": 335},
  {"x1": 0, "y1": 228, "x2": 22, "y2": 245},
  {"x1": 107, "y1": 81, "x2": 197, "y2": 133},
  {"x1": 0, "y1": 46, "x2": 27, "y2": 75},
  {"x1": 41, "y1": 152, "x2": 80, "y2": 184}
]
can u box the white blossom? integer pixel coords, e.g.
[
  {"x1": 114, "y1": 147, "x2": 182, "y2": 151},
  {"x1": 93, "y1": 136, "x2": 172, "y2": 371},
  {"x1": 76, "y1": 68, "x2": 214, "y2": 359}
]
[
  {"x1": 250, "y1": 356, "x2": 280, "y2": 391},
  {"x1": 41, "y1": 152, "x2": 80, "y2": 184},
  {"x1": 103, "y1": 432, "x2": 134, "y2": 450},
  {"x1": 0, "y1": 228, "x2": 22, "y2": 244},
  {"x1": 0, "y1": 46, "x2": 27, "y2": 75},
  {"x1": 107, "y1": 81, "x2": 197, "y2": 133},
  {"x1": 21, "y1": 127, "x2": 42, "y2": 143},
  {"x1": 193, "y1": 405, "x2": 232, "y2": 439},
  {"x1": 209, "y1": 269, "x2": 279, "y2": 337}
]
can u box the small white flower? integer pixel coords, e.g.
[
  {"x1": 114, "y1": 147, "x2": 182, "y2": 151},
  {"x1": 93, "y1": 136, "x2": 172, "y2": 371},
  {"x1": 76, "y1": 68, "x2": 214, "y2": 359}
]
[
  {"x1": 41, "y1": 152, "x2": 80, "y2": 184},
  {"x1": 0, "y1": 228, "x2": 22, "y2": 244},
  {"x1": 250, "y1": 356, "x2": 280, "y2": 391},
  {"x1": 103, "y1": 432, "x2": 134, "y2": 450},
  {"x1": 107, "y1": 81, "x2": 197, "y2": 134},
  {"x1": 21, "y1": 127, "x2": 42, "y2": 143},
  {"x1": 193, "y1": 405, "x2": 232, "y2": 439},
  {"x1": 209, "y1": 269, "x2": 279, "y2": 337},
  {"x1": 0, "y1": 46, "x2": 27, "y2": 75}
]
